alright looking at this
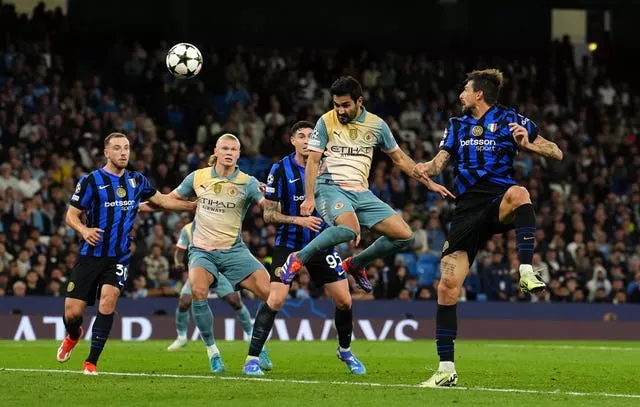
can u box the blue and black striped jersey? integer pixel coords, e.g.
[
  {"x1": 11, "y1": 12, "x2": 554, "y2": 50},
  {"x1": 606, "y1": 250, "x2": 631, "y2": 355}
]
[
  {"x1": 264, "y1": 153, "x2": 327, "y2": 250},
  {"x1": 439, "y1": 104, "x2": 539, "y2": 196},
  {"x1": 70, "y1": 168, "x2": 156, "y2": 260}
]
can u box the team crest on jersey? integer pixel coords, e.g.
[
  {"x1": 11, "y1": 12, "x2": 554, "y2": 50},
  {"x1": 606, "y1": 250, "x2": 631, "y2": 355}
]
[
  {"x1": 349, "y1": 129, "x2": 358, "y2": 140},
  {"x1": 471, "y1": 125, "x2": 484, "y2": 137},
  {"x1": 227, "y1": 186, "x2": 238, "y2": 197},
  {"x1": 334, "y1": 202, "x2": 344, "y2": 210},
  {"x1": 128, "y1": 178, "x2": 136, "y2": 188},
  {"x1": 214, "y1": 184, "x2": 223, "y2": 194},
  {"x1": 67, "y1": 282, "x2": 75, "y2": 292},
  {"x1": 364, "y1": 132, "x2": 374, "y2": 142},
  {"x1": 116, "y1": 187, "x2": 127, "y2": 198},
  {"x1": 487, "y1": 123, "x2": 498, "y2": 132}
]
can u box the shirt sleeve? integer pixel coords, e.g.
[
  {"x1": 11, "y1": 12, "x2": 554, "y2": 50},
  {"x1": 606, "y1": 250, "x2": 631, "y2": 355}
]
[
  {"x1": 439, "y1": 119, "x2": 457, "y2": 153},
  {"x1": 69, "y1": 175, "x2": 93, "y2": 210},
  {"x1": 176, "y1": 227, "x2": 189, "y2": 249},
  {"x1": 308, "y1": 117, "x2": 328, "y2": 152},
  {"x1": 516, "y1": 113, "x2": 540, "y2": 143},
  {"x1": 138, "y1": 173, "x2": 158, "y2": 201},
  {"x1": 265, "y1": 163, "x2": 283, "y2": 202},
  {"x1": 378, "y1": 120, "x2": 399, "y2": 152},
  {"x1": 174, "y1": 171, "x2": 196, "y2": 198},
  {"x1": 247, "y1": 176, "x2": 265, "y2": 205}
]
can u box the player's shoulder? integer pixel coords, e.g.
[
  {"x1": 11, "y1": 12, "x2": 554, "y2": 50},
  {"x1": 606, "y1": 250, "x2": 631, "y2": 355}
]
[
  {"x1": 363, "y1": 109, "x2": 384, "y2": 125},
  {"x1": 495, "y1": 104, "x2": 518, "y2": 116},
  {"x1": 234, "y1": 170, "x2": 255, "y2": 185}
]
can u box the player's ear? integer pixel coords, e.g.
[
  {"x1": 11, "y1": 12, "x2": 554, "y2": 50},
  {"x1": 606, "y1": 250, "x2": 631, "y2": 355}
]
[{"x1": 356, "y1": 96, "x2": 363, "y2": 106}]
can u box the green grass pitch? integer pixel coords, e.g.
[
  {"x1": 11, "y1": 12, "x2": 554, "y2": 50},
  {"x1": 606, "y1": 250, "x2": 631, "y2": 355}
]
[{"x1": 1, "y1": 340, "x2": 639, "y2": 406}]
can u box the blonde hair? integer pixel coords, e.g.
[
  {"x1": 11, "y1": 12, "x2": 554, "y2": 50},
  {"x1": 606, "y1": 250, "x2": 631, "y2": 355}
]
[
  {"x1": 104, "y1": 132, "x2": 128, "y2": 148},
  {"x1": 208, "y1": 133, "x2": 241, "y2": 166}
]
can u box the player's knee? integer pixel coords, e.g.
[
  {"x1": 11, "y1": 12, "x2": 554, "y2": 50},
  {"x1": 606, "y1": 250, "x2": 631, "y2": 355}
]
[
  {"x1": 333, "y1": 294, "x2": 352, "y2": 310},
  {"x1": 437, "y1": 280, "x2": 459, "y2": 305},
  {"x1": 98, "y1": 295, "x2": 118, "y2": 314},
  {"x1": 178, "y1": 295, "x2": 192, "y2": 311},
  {"x1": 507, "y1": 186, "x2": 531, "y2": 207},
  {"x1": 224, "y1": 294, "x2": 243, "y2": 310},
  {"x1": 267, "y1": 294, "x2": 286, "y2": 311},
  {"x1": 335, "y1": 225, "x2": 358, "y2": 242},
  {"x1": 190, "y1": 284, "x2": 209, "y2": 300}
]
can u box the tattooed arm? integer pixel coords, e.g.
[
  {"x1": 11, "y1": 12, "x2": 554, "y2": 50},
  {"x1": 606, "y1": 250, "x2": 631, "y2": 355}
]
[
  {"x1": 413, "y1": 150, "x2": 451, "y2": 178},
  {"x1": 509, "y1": 122, "x2": 563, "y2": 161},
  {"x1": 262, "y1": 199, "x2": 322, "y2": 232}
]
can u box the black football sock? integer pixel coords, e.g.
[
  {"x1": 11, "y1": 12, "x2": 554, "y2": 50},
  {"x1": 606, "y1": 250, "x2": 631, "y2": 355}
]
[
  {"x1": 63, "y1": 316, "x2": 83, "y2": 341},
  {"x1": 86, "y1": 312, "x2": 114, "y2": 366},
  {"x1": 248, "y1": 303, "x2": 278, "y2": 357},
  {"x1": 335, "y1": 307, "x2": 353, "y2": 350},
  {"x1": 514, "y1": 203, "x2": 536, "y2": 265},
  {"x1": 435, "y1": 304, "x2": 457, "y2": 362}
]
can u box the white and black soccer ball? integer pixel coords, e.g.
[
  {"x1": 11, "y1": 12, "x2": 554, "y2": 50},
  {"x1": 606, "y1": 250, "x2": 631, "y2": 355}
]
[{"x1": 166, "y1": 43, "x2": 203, "y2": 79}]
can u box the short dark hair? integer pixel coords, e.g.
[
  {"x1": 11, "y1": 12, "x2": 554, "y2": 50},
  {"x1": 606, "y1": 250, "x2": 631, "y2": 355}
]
[
  {"x1": 330, "y1": 76, "x2": 363, "y2": 102},
  {"x1": 290, "y1": 120, "x2": 314, "y2": 135},
  {"x1": 465, "y1": 69, "x2": 504, "y2": 105},
  {"x1": 104, "y1": 132, "x2": 128, "y2": 148}
]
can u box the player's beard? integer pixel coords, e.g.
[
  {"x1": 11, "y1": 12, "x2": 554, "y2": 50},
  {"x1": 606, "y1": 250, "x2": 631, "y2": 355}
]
[
  {"x1": 110, "y1": 157, "x2": 128, "y2": 170},
  {"x1": 462, "y1": 103, "x2": 475, "y2": 116},
  {"x1": 337, "y1": 109, "x2": 354, "y2": 124}
]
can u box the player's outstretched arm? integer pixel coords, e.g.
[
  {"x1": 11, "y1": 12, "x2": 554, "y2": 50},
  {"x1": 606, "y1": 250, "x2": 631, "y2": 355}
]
[
  {"x1": 147, "y1": 191, "x2": 197, "y2": 212},
  {"x1": 65, "y1": 206, "x2": 103, "y2": 246},
  {"x1": 262, "y1": 200, "x2": 322, "y2": 232},
  {"x1": 511, "y1": 123, "x2": 563, "y2": 161},
  {"x1": 414, "y1": 150, "x2": 451, "y2": 178},
  {"x1": 301, "y1": 150, "x2": 323, "y2": 216},
  {"x1": 387, "y1": 148, "x2": 456, "y2": 199}
]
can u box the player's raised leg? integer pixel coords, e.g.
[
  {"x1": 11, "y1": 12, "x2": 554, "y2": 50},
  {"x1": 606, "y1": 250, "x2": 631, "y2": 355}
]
[
  {"x1": 83, "y1": 284, "x2": 119, "y2": 375},
  {"x1": 167, "y1": 284, "x2": 192, "y2": 351},
  {"x1": 57, "y1": 297, "x2": 86, "y2": 363},
  {"x1": 325, "y1": 278, "x2": 366, "y2": 374},
  {"x1": 188, "y1": 261, "x2": 225, "y2": 373},
  {"x1": 499, "y1": 186, "x2": 546, "y2": 293},
  {"x1": 280, "y1": 209, "x2": 359, "y2": 285},
  {"x1": 344, "y1": 210, "x2": 414, "y2": 289},
  {"x1": 420, "y1": 251, "x2": 468, "y2": 388}
]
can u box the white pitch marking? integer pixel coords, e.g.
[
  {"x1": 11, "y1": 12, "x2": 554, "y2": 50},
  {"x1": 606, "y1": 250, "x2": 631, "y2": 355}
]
[{"x1": 1, "y1": 368, "x2": 639, "y2": 399}]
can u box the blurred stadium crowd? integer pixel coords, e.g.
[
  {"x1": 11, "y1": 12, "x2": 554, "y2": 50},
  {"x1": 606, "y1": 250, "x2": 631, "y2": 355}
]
[{"x1": 0, "y1": 4, "x2": 639, "y2": 304}]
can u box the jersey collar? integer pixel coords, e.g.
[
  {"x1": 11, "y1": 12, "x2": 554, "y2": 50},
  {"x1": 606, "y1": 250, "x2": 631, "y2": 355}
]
[
  {"x1": 211, "y1": 165, "x2": 240, "y2": 180},
  {"x1": 354, "y1": 106, "x2": 367, "y2": 123},
  {"x1": 289, "y1": 153, "x2": 305, "y2": 170}
]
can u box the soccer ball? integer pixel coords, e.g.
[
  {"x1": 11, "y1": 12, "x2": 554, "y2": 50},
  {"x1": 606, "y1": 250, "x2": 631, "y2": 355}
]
[{"x1": 166, "y1": 43, "x2": 203, "y2": 79}]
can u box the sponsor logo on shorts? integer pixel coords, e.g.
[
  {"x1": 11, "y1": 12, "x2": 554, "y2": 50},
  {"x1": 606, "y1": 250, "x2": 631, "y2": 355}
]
[
  {"x1": 116, "y1": 187, "x2": 127, "y2": 198},
  {"x1": 67, "y1": 282, "x2": 75, "y2": 292},
  {"x1": 334, "y1": 202, "x2": 344, "y2": 210},
  {"x1": 274, "y1": 267, "x2": 282, "y2": 277}
]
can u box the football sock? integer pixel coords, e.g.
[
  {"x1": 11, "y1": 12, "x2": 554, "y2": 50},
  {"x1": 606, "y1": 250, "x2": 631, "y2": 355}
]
[
  {"x1": 248, "y1": 303, "x2": 277, "y2": 357},
  {"x1": 237, "y1": 304, "x2": 254, "y2": 336},
  {"x1": 334, "y1": 307, "x2": 353, "y2": 350},
  {"x1": 86, "y1": 312, "x2": 114, "y2": 365},
  {"x1": 191, "y1": 299, "x2": 216, "y2": 347},
  {"x1": 435, "y1": 304, "x2": 457, "y2": 362},
  {"x1": 352, "y1": 234, "x2": 415, "y2": 269},
  {"x1": 63, "y1": 316, "x2": 83, "y2": 341},
  {"x1": 175, "y1": 308, "x2": 189, "y2": 338},
  {"x1": 515, "y1": 203, "x2": 536, "y2": 266},
  {"x1": 296, "y1": 225, "x2": 357, "y2": 264}
]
